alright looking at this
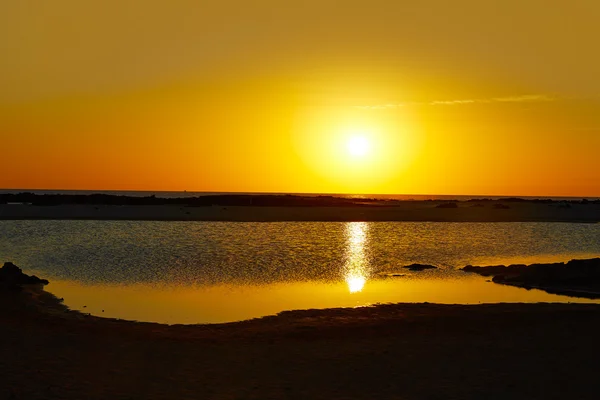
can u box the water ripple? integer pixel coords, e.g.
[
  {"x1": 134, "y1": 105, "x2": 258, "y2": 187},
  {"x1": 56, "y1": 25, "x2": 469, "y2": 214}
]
[{"x1": 1, "y1": 221, "x2": 599, "y2": 286}]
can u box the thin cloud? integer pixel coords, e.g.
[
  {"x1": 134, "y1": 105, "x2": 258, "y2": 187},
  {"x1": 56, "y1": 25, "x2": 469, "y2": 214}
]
[
  {"x1": 492, "y1": 94, "x2": 554, "y2": 102},
  {"x1": 430, "y1": 99, "x2": 480, "y2": 105},
  {"x1": 356, "y1": 94, "x2": 555, "y2": 109}
]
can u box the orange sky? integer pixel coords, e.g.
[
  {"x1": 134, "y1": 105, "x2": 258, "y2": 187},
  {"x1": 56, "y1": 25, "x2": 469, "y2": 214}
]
[{"x1": 1, "y1": 1, "x2": 599, "y2": 196}]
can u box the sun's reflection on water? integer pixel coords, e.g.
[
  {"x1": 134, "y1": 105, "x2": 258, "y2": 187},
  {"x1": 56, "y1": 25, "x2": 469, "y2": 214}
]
[{"x1": 344, "y1": 222, "x2": 370, "y2": 293}]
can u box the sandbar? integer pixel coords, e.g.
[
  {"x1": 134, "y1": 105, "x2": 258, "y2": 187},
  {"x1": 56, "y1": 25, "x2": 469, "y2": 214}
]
[{"x1": 2, "y1": 201, "x2": 600, "y2": 222}]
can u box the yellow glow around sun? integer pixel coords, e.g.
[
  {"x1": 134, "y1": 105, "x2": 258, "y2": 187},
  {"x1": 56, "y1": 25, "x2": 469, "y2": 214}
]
[
  {"x1": 293, "y1": 105, "x2": 420, "y2": 193},
  {"x1": 347, "y1": 136, "x2": 370, "y2": 157}
]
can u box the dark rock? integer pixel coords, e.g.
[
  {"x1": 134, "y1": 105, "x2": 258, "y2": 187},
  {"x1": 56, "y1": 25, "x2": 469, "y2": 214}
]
[
  {"x1": 463, "y1": 258, "x2": 600, "y2": 299},
  {"x1": 403, "y1": 264, "x2": 437, "y2": 271},
  {"x1": 0, "y1": 262, "x2": 49, "y2": 287},
  {"x1": 380, "y1": 273, "x2": 406, "y2": 278},
  {"x1": 493, "y1": 204, "x2": 510, "y2": 209}
]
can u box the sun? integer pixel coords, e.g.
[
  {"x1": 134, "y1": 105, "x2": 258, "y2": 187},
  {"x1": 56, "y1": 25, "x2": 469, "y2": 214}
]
[{"x1": 347, "y1": 136, "x2": 371, "y2": 157}]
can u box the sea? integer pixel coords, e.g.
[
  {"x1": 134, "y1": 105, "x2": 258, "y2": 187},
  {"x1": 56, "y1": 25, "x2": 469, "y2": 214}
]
[{"x1": 1, "y1": 215, "x2": 600, "y2": 323}]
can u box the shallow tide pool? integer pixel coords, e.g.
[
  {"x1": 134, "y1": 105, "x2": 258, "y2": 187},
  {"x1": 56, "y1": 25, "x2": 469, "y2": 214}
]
[{"x1": 2, "y1": 220, "x2": 600, "y2": 323}]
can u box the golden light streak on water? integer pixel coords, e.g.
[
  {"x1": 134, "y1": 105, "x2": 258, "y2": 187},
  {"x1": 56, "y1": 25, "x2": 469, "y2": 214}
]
[{"x1": 344, "y1": 222, "x2": 370, "y2": 293}]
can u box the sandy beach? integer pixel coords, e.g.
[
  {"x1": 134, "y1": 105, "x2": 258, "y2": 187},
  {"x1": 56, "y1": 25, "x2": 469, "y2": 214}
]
[
  {"x1": 2, "y1": 200, "x2": 600, "y2": 222},
  {"x1": 3, "y1": 284, "x2": 600, "y2": 399}
]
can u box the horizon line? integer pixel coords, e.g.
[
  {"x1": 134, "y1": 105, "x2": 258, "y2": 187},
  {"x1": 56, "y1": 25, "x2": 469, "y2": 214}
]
[{"x1": 1, "y1": 188, "x2": 599, "y2": 199}]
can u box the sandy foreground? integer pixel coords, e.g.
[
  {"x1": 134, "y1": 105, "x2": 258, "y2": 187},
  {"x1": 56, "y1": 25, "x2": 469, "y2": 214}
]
[
  {"x1": 1, "y1": 201, "x2": 600, "y2": 222},
  {"x1": 2, "y1": 285, "x2": 600, "y2": 399}
]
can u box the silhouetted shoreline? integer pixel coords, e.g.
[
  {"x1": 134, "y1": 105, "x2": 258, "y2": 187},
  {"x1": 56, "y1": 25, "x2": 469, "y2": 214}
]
[
  {"x1": 2, "y1": 192, "x2": 599, "y2": 207},
  {"x1": 1, "y1": 193, "x2": 599, "y2": 222}
]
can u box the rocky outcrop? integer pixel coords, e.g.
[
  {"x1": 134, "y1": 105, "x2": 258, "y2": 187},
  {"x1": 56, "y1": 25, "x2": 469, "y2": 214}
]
[
  {"x1": 403, "y1": 264, "x2": 438, "y2": 271},
  {"x1": 462, "y1": 258, "x2": 600, "y2": 298},
  {"x1": 0, "y1": 262, "x2": 49, "y2": 288}
]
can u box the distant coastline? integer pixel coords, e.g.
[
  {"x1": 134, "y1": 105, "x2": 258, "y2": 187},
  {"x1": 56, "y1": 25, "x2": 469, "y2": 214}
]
[
  {"x1": 1, "y1": 193, "x2": 599, "y2": 222},
  {"x1": 1, "y1": 189, "x2": 598, "y2": 202}
]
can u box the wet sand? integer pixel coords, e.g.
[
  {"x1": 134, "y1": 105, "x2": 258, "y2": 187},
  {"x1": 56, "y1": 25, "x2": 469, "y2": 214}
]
[
  {"x1": 3, "y1": 285, "x2": 600, "y2": 399},
  {"x1": 2, "y1": 200, "x2": 600, "y2": 222}
]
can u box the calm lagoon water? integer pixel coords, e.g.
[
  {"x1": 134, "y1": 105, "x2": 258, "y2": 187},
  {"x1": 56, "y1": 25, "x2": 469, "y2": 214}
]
[{"x1": 1, "y1": 221, "x2": 600, "y2": 323}]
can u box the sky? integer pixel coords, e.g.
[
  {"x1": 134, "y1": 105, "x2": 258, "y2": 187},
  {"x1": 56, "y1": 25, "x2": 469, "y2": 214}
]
[{"x1": 1, "y1": 0, "x2": 599, "y2": 196}]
